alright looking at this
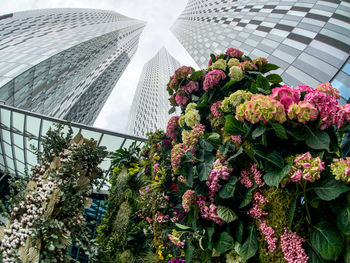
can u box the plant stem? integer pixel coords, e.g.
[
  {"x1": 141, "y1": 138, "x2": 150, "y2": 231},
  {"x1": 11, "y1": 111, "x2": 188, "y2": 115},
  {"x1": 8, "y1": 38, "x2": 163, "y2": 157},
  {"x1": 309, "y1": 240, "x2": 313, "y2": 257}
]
[{"x1": 303, "y1": 181, "x2": 312, "y2": 225}]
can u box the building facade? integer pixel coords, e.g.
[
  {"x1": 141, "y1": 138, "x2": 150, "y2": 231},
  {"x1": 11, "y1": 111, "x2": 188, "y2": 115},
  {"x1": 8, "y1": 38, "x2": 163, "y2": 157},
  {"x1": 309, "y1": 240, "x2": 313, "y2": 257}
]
[
  {"x1": 127, "y1": 47, "x2": 181, "y2": 137},
  {"x1": 0, "y1": 8, "x2": 146, "y2": 124},
  {"x1": 171, "y1": 0, "x2": 350, "y2": 102}
]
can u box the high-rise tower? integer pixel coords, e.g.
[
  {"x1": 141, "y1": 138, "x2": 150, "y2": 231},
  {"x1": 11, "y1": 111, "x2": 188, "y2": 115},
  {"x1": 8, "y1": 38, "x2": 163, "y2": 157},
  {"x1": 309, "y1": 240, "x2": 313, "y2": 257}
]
[
  {"x1": 171, "y1": 0, "x2": 350, "y2": 102},
  {"x1": 0, "y1": 8, "x2": 146, "y2": 124},
  {"x1": 127, "y1": 47, "x2": 181, "y2": 137}
]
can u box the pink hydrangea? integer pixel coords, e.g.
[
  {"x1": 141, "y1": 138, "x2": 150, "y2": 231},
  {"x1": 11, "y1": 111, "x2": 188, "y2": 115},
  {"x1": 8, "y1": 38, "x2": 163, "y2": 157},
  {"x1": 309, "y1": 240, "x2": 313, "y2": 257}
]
[
  {"x1": 174, "y1": 66, "x2": 191, "y2": 80},
  {"x1": 182, "y1": 190, "x2": 196, "y2": 213},
  {"x1": 166, "y1": 116, "x2": 180, "y2": 141},
  {"x1": 315, "y1": 82, "x2": 341, "y2": 99},
  {"x1": 248, "y1": 191, "x2": 268, "y2": 219},
  {"x1": 236, "y1": 94, "x2": 286, "y2": 124},
  {"x1": 260, "y1": 220, "x2": 277, "y2": 252},
  {"x1": 200, "y1": 203, "x2": 225, "y2": 225},
  {"x1": 239, "y1": 61, "x2": 258, "y2": 71},
  {"x1": 210, "y1": 100, "x2": 223, "y2": 118},
  {"x1": 182, "y1": 124, "x2": 205, "y2": 154},
  {"x1": 251, "y1": 163, "x2": 264, "y2": 188},
  {"x1": 225, "y1": 48, "x2": 243, "y2": 58},
  {"x1": 270, "y1": 85, "x2": 301, "y2": 111},
  {"x1": 281, "y1": 227, "x2": 308, "y2": 263},
  {"x1": 183, "y1": 81, "x2": 199, "y2": 94},
  {"x1": 231, "y1": 135, "x2": 242, "y2": 144},
  {"x1": 167, "y1": 75, "x2": 178, "y2": 91},
  {"x1": 294, "y1": 84, "x2": 314, "y2": 95},
  {"x1": 253, "y1": 57, "x2": 268, "y2": 67},
  {"x1": 203, "y1": 69, "x2": 226, "y2": 91},
  {"x1": 206, "y1": 159, "x2": 232, "y2": 201},
  {"x1": 330, "y1": 157, "x2": 350, "y2": 184},
  {"x1": 171, "y1": 143, "x2": 184, "y2": 172},
  {"x1": 335, "y1": 104, "x2": 350, "y2": 128},
  {"x1": 289, "y1": 152, "x2": 325, "y2": 183},
  {"x1": 287, "y1": 101, "x2": 318, "y2": 124},
  {"x1": 175, "y1": 93, "x2": 189, "y2": 108}
]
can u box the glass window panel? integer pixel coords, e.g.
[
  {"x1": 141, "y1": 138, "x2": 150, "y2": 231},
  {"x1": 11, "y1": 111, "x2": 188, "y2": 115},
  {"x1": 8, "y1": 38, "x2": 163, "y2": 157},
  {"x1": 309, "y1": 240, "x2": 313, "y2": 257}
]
[
  {"x1": 6, "y1": 156, "x2": 14, "y2": 171},
  {"x1": 2, "y1": 130, "x2": 11, "y2": 144},
  {"x1": 26, "y1": 116, "x2": 41, "y2": 137},
  {"x1": 70, "y1": 126, "x2": 81, "y2": 138},
  {"x1": 98, "y1": 159, "x2": 110, "y2": 171},
  {"x1": 26, "y1": 139, "x2": 38, "y2": 153},
  {"x1": 99, "y1": 134, "x2": 124, "y2": 152},
  {"x1": 332, "y1": 79, "x2": 350, "y2": 99},
  {"x1": 27, "y1": 150, "x2": 37, "y2": 167},
  {"x1": 1, "y1": 109, "x2": 11, "y2": 128},
  {"x1": 14, "y1": 145, "x2": 24, "y2": 163},
  {"x1": 16, "y1": 161, "x2": 25, "y2": 174},
  {"x1": 122, "y1": 139, "x2": 135, "y2": 149},
  {"x1": 343, "y1": 62, "x2": 350, "y2": 75},
  {"x1": 13, "y1": 133, "x2": 23, "y2": 148},
  {"x1": 80, "y1": 129, "x2": 102, "y2": 142},
  {"x1": 41, "y1": 120, "x2": 55, "y2": 137},
  {"x1": 12, "y1": 112, "x2": 25, "y2": 132}
]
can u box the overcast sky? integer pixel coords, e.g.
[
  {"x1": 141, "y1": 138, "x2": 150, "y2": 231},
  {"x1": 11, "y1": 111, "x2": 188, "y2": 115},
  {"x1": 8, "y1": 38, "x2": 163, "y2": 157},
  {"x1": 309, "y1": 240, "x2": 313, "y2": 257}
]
[{"x1": 1, "y1": 0, "x2": 199, "y2": 134}]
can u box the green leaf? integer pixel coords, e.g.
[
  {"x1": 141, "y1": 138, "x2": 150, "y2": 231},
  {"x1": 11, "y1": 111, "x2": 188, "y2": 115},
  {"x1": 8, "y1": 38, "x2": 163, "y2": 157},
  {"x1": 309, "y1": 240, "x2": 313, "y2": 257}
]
[
  {"x1": 271, "y1": 122, "x2": 288, "y2": 139},
  {"x1": 185, "y1": 239, "x2": 195, "y2": 262},
  {"x1": 238, "y1": 225, "x2": 258, "y2": 260},
  {"x1": 180, "y1": 162, "x2": 194, "y2": 187},
  {"x1": 288, "y1": 193, "x2": 297, "y2": 229},
  {"x1": 263, "y1": 162, "x2": 292, "y2": 187},
  {"x1": 311, "y1": 221, "x2": 344, "y2": 261},
  {"x1": 254, "y1": 147, "x2": 284, "y2": 169},
  {"x1": 227, "y1": 148, "x2": 243, "y2": 162},
  {"x1": 191, "y1": 94, "x2": 199, "y2": 102},
  {"x1": 206, "y1": 226, "x2": 215, "y2": 250},
  {"x1": 239, "y1": 185, "x2": 257, "y2": 208},
  {"x1": 286, "y1": 127, "x2": 306, "y2": 141},
  {"x1": 217, "y1": 205, "x2": 237, "y2": 223},
  {"x1": 256, "y1": 74, "x2": 270, "y2": 92},
  {"x1": 262, "y1": 63, "x2": 279, "y2": 73},
  {"x1": 219, "y1": 176, "x2": 238, "y2": 199},
  {"x1": 305, "y1": 128, "x2": 330, "y2": 151},
  {"x1": 266, "y1": 74, "x2": 283, "y2": 84},
  {"x1": 210, "y1": 54, "x2": 217, "y2": 64},
  {"x1": 197, "y1": 93, "x2": 209, "y2": 108},
  {"x1": 198, "y1": 151, "x2": 214, "y2": 181},
  {"x1": 199, "y1": 139, "x2": 214, "y2": 152},
  {"x1": 190, "y1": 70, "x2": 203, "y2": 81},
  {"x1": 168, "y1": 106, "x2": 176, "y2": 114},
  {"x1": 337, "y1": 207, "x2": 350, "y2": 235},
  {"x1": 307, "y1": 246, "x2": 327, "y2": 263},
  {"x1": 314, "y1": 178, "x2": 349, "y2": 201},
  {"x1": 175, "y1": 223, "x2": 191, "y2": 230},
  {"x1": 221, "y1": 80, "x2": 237, "y2": 91},
  {"x1": 251, "y1": 125, "x2": 266, "y2": 139},
  {"x1": 225, "y1": 115, "x2": 246, "y2": 135},
  {"x1": 207, "y1": 133, "x2": 221, "y2": 146},
  {"x1": 235, "y1": 220, "x2": 244, "y2": 243},
  {"x1": 215, "y1": 232, "x2": 234, "y2": 253}
]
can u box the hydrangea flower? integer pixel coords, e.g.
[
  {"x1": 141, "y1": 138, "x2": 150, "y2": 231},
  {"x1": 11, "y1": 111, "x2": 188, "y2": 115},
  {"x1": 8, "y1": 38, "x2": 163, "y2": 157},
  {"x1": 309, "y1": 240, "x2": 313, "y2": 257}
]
[
  {"x1": 206, "y1": 159, "x2": 232, "y2": 201},
  {"x1": 289, "y1": 152, "x2": 325, "y2": 183},
  {"x1": 167, "y1": 75, "x2": 178, "y2": 91},
  {"x1": 171, "y1": 143, "x2": 184, "y2": 172},
  {"x1": 182, "y1": 190, "x2": 196, "y2": 212},
  {"x1": 203, "y1": 69, "x2": 226, "y2": 91},
  {"x1": 221, "y1": 90, "x2": 252, "y2": 113},
  {"x1": 168, "y1": 230, "x2": 185, "y2": 248},
  {"x1": 200, "y1": 203, "x2": 225, "y2": 225},
  {"x1": 253, "y1": 57, "x2": 268, "y2": 67},
  {"x1": 225, "y1": 48, "x2": 243, "y2": 58},
  {"x1": 281, "y1": 227, "x2": 308, "y2": 263},
  {"x1": 287, "y1": 101, "x2": 318, "y2": 124},
  {"x1": 329, "y1": 157, "x2": 350, "y2": 184},
  {"x1": 166, "y1": 116, "x2": 180, "y2": 141},
  {"x1": 183, "y1": 81, "x2": 199, "y2": 95},
  {"x1": 184, "y1": 103, "x2": 200, "y2": 127},
  {"x1": 228, "y1": 58, "x2": 240, "y2": 68},
  {"x1": 210, "y1": 100, "x2": 223, "y2": 118},
  {"x1": 294, "y1": 84, "x2": 314, "y2": 95},
  {"x1": 174, "y1": 66, "x2": 191, "y2": 80},
  {"x1": 175, "y1": 92, "x2": 188, "y2": 108},
  {"x1": 182, "y1": 124, "x2": 205, "y2": 154},
  {"x1": 178, "y1": 115, "x2": 185, "y2": 127},
  {"x1": 239, "y1": 61, "x2": 257, "y2": 71},
  {"x1": 270, "y1": 85, "x2": 301, "y2": 111},
  {"x1": 228, "y1": 66, "x2": 244, "y2": 81},
  {"x1": 211, "y1": 58, "x2": 227, "y2": 70},
  {"x1": 315, "y1": 82, "x2": 341, "y2": 99},
  {"x1": 236, "y1": 94, "x2": 286, "y2": 124}
]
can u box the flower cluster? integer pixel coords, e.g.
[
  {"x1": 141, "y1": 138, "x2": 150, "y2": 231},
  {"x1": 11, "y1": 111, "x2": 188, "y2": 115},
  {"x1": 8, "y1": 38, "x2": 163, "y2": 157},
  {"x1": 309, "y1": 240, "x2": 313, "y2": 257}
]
[
  {"x1": 182, "y1": 190, "x2": 196, "y2": 213},
  {"x1": 315, "y1": 82, "x2": 341, "y2": 99},
  {"x1": 270, "y1": 85, "x2": 301, "y2": 111},
  {"x1": 168, "y1": 230, "x2": 186, "y2": 248},
  {"x1": 174, "y1": 66, "x2": 191, "y2": 80},
  {"x1": 210, "y1": 58, "x2": 227, "y2": 70},
  {"x1": 166, "y1": 116, "x2": 180, "y2": 141},
  {"x1": 171, "y1": 143, "x2": 184, "y2": 171},
  {"x1": 236, "y1": 94, "x2": 286, "y2": 124},
  {"x1": 289, "y1": 152, "x2": 325, "y2": 183},
  {"x1": 329, "y1": 157, "x2": 350, "y2": 184},
  {"x1": 184, "y1": 103, "x2": 200, "y2": 127},
  {"x1": 203, "y1": 69, "x2": 226, "y2": 91},
  {"x1": 182, "y1": 124, "x2": 205, "y2": 154},
  {"x1": 259, "y1": 220, "x2": 277, "y2": 252},
  {"x1": 183, "y1": 81, "x2": 199, "y2": 95},
  {"x1": 287, "y1": 101, "x2": 318, "y2": 124},
  {"x1": 239, "y1": 60, "x2": 257, "y2": 71},
  {"x1": 199, "y1": 203, "x2": 225, "y2": 225},
  {"x1": 248, "y1": 191, "x2": 268, "y2": 219},
  {"x1": 228, "y1": 66, "x2": 244, "y2": 81},
  {"x1": 239, "y1": 163, "x2": 264, "y2": 188},
  {"x1": 231, "y1": 135, "x2": 242, "y2": 145},
  {"x1": 253, "y1": 57, "x2": 268, "y2": 68},
  {"x1": 281, "y1": 227, "x2": 308, "y2": 263},
  {"x1": 210, "y1": 100, "x2": 223, "y2": 118},
  {"x1": 221, "y1": 90, "x2": 252, "y2": 113},
  {"x1": 206, "y1": 159, "x2": 232, "y2": 201},
  {"x1": 168, "y1": 259, "x2": 186, "y2": 263},
  {"x1": 225, "y1": 48, "x2": 243, "y2": 58}
]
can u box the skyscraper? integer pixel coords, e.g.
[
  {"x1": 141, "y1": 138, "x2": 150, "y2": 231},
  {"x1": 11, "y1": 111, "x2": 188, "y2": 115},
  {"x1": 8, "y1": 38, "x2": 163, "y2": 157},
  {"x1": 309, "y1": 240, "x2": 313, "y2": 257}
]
[
  {"x1": 0, "y1": 8, "x2": 146, "y2": 125},
  {"x1": 127, "y1": 47, "x2": 181, "y2": 137},
  {"x1": 171, "y1": 0, "x2": 350, "y2": 102}
]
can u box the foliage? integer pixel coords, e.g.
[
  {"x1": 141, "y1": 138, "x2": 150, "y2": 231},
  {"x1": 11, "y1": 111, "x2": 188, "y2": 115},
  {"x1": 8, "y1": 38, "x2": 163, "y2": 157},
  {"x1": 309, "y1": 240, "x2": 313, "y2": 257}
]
[{"x1": 0, "y1": 124, "x2": 108, "y2": 262}]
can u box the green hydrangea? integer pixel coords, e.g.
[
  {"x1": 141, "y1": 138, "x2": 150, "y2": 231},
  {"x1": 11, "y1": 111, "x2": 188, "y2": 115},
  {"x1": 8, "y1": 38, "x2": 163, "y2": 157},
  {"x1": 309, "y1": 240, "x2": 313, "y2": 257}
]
[
  {"x1": 211, "y1": 58, "x2": 227, "y2": 70},
  {"x1": 228, "y1": 66, "x2": 244, "y2": 81},
  {"x1": 330, "y1": 157, "x2": 350, "y2": 184},
  {"x1": 228, "y1": 58, "x2": 240, "y2": 68},
  {"x1": 178, "y1": 114, "x2": 185, "y2": 127},
  {"x1": 221, "y1": 90, "x2": 252, "y2": 113},
  {"x1": 184, "y1": 103, "x2": 200, "y2": 127}
]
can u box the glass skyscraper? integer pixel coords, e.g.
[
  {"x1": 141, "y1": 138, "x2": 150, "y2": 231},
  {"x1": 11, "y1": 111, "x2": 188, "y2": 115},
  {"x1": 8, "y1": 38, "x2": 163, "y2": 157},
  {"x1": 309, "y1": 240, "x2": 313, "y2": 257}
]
[
  {"x1": 171, "y1": 0, "x2": 350, "y2": 102},
  {"x1": 127, "y1": 47, "x2": 181, "y2": 137},
  {"x1": 0, "y1": 8, "x2": 146, "y2": 125}
]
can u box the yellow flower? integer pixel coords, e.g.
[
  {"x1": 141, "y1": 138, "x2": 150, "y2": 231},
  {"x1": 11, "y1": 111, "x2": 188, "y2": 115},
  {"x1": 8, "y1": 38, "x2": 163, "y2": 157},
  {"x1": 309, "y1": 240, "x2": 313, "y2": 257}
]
[
  {"x1": 168, "y1": 254, "x2": 173, "y2": 258},
  {"x1": 155, "y1": 175, "x2": 159, "y2": 181},
  {"x1": 181, "y1": 249, "x2": 185, "y2": 256}
]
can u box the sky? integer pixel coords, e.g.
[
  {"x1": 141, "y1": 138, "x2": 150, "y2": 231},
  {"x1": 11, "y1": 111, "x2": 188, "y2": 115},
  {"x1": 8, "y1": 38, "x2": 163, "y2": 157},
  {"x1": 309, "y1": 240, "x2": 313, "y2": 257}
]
[{"x1": 1, "y1": 0, "x2": 199, "y2": 134}]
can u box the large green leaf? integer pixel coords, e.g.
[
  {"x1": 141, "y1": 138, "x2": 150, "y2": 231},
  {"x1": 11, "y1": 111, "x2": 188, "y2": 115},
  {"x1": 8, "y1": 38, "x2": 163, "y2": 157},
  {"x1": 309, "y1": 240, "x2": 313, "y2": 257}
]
[
  {"x1": 219, "y1": 176, "x2": 238, "y2": 199},
  {"x1": 261, "y1": 63, "x2": 279, "y2": 73},
  {"x1": 266, "y1": 74, "x2": 283, "y2": 84},
  {"x1": 251, "y1": 125, "x2": 266, "y2": 139},
  {"x1": 227, "y1": 148, "x2": 243, "y2": 162},
  {"x1": 175, "y1": 223, "x2": 191, "y2": 230},
  {"x1": 214, "y1": 232, "x2": 234, "y2": 253},
  {"x1": 217, "y1": 205, "x2": 237, "y2": 223},
  {"x1": 256, "y1": 74, "x2": 270, "y2": 92},
  {"x1": 235, "y1": 220, "x2": 244, "y2": 243},
  {"x1": 311, "y1": 221, "x2": 344, "y2": 261},
  {"x1": 239, "y1": 185, "x2": 257, "y2": 208},
  {"x1": 313, "y1": 178, "x2": 349, "y2": 201},
  {"x1": 206, "y1": 226, "x2": 215, "y2": 250},
  {"x1": 168, "y1": 106, "x2": 176, "y2": 114},
  {"x1": 271, "y1": 122, "x2": 288, "y2": 139},
  {"x1": 207, "y1": 133, "x2": 221, "y2": 146},
  {"x1": 198, "y1": 151, "x2": 215, "y2": 181},
  {"x1": 225, "y1": 115, "x2": 246, "y2": 135},
  {"x1": 180, "y1": 160, "x2": 194, "y2": 187},
  {"x1": 238, "y1": 225, "x2": 258, "y2": 260},
  {"x1": 185, "y1": 239, "x2": 195, "y2": 262},
  {"x1": 337, "y1": 207, "x2": 350, "y2": 235},
  {"x1": 199, "y1": 139, "x2": 214, "y2": 152},
  {"x1": 305, "y1": 128, "x2": 330, "y2": 151},
  {"x1": 286, "y1": 127, "x2": 306, "y2": 141},
  {"x1": 254, "y1": 147, "x2": 284, "y2": 169},
  {"x1": 263, "y1": 163, "x2": 292, "y2": 187},
  {"x1": 221, "y1": 80, "x2": 237, "y2": 91},
  {"x1": 190, "y1": 70, "x2": 203, "y2": 81}
]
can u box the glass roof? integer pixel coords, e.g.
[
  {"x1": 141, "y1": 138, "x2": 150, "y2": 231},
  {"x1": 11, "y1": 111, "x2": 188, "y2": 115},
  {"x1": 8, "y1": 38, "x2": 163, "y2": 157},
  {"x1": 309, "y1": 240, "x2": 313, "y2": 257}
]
[{"x1": 0, "y1": 104, "x2": 146, "y2": 190}]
